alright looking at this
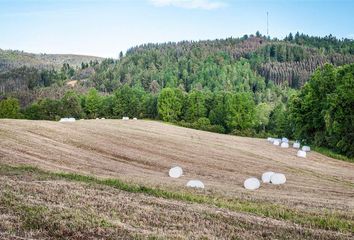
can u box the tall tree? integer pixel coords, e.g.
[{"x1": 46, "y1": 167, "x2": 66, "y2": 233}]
[
  {"x1": 84, "y1": 88, "x2": 102, "y2": 118},
  {"x1": 157, "y1": 88, "x2": 184, "y2": 122},
  {"x1": 61, "y1": 91, "x2": 83, "y2": 118},
  {"x1": 0, "y1": 97, "x2": 21, "y2": 119}
]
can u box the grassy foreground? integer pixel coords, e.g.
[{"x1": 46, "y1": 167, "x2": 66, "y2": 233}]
[
  {"x1": 313, "y1": 146, "x2": 354, "y2": 163},
  {"x1": 1, "y1": 163, "x2": 353, "y2": 236}
]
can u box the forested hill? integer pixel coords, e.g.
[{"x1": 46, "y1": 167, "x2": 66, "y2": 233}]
[
  {"x1": 0, "y1": 49, "x2": 102, "y2": 73},
  {"x1": 1, "y1": 33, "x2": 353, "y2": 106},
  {"x1": 90, "y1": 33, "x2": 353, "y2": 92},
  {"x1": 0, "y1": 50, "x2": 102, "y2": 102}
]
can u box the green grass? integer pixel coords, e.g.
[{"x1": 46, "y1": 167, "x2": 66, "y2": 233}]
[
  {"x1": 313, "y1": 146, "x2": 354, "y2": 163},
  {"x1": 1, "y1": 164, "x2": 353, "y2": 234}
]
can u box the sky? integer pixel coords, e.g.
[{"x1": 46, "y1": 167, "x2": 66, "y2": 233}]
[{"x1": 0, "y1": 0, "x2": 353, "y2": 58}]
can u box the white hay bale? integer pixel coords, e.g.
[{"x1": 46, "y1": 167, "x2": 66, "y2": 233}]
[
  {"x1": 302, "y1": 146, "x2": 311, "y2": 152},
  {"x1": 133, "y1": 117, "x2": 138, "y2": 120},
  {"x1": 273, "y1": 140, "x2": 280, "y2": 146},
  {"x1": 101, "y1": 118, "x2": 105, "y2": 120},
  {"x1": 169, "y1": 166, "x2": 183, "y2": 178},
  {"x1": 297, "y1": 150, "x2": 307, "y2": 158},
  {"x1": 280, "y1": 142, "x2": 289, "y2": 148},
  {"x1": 270, "y1": 173, "x2": 286, "y2": 185},
  {"x1": 96, "y1": 117, "x2": 99, "y2": 120},
  {"x1": 261, "y1": 172, "x2": 274, "y2": 183},
  {"x1": 244, "y1": 177, "x2": 260, "y2": 190},
  {"x1": 281, "y1": 137, "x2": 289, "y2": 143},
  {"x1": 186, "y1": 180, "x2": 204, "y2": 189},
  {"x1": 267, "y1": 137, "x2": 274, "y2": 142},
  {"x1": 59, "y1": 118, "x2": 75, "y2": 123},
  {"x1": 122, "y1": 117, "x2": 129, "y2": 120},
  {"x1": 293, "y1": 142, "x2": 300, "y2": 149}
]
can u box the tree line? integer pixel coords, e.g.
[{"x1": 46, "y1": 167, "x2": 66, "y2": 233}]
[
  {"x1": 1, "y1": 63, "x2": 352, "y2": 157},
  {"x1": 0, "y1": 81, "x2": 291, "y2": 135}
]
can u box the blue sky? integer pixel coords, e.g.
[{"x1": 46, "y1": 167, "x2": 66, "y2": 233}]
[{"x1": 0, "y1": 0, "x2": 353, "y2": 57}]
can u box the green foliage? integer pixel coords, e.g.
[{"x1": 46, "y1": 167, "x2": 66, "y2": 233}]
[
  {"x1": 184, "y1": 90, "x2": 207, "y2": 122},
  {"x1": 23, "y1": 98, "x2": 62, "y2": 120},
  {"x1": 255, "y1": 102, "x2": 272, "y2": 131},
  {"x1": 83, "y1": 88, "x2": 102, "y2": 118},
  {"x1": 224, "y1": 92, "x2": 256, "y2": 132},
  {"x1": 142, "y1": 94, "x2": 158, "y2": 119},
  {"x1": 0, "y1": 97, "x2": 21, "y2": 118},
  {"x1": 290, "y1": 63, "x2": 354, "y2": 157},
  {"x1": 112, "y1": 85, "x2": 144, "y2": 118},
  {"x1": 157, "y1": 88, "x2": 184, "y2": 122},
  {"x1": 61, "y1": 91, "x2": 82, "y2": 118},
  {"x1": 313, "y1": 146, "x2": 354, "y2": 163},
  {"x1": 268, "y1": 103, "x2": 291, "y2": 137}
]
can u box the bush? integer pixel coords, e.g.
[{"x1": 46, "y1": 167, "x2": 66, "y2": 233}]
[{"x1": 0, "y1": 97, "x2": 21, "y2": 119}]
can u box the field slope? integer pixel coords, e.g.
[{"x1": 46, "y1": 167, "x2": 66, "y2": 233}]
[{"x1": 0, "y1": 119, "x2": 353, "y2": 239}]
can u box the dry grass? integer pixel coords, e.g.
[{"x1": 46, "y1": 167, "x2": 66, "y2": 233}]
[
  {"x1": 0, "y1": 164, "x2": 352, "y2": 239},
  {"x1": 0, "y1": 119, "x2": 353, "y2": 239}
]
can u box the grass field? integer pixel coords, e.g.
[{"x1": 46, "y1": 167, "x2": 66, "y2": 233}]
[{"x1": 0, "y1": 119, "x2": 353, "y2": 239}]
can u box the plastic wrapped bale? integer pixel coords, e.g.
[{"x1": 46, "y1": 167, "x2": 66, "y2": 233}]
[
  {"x1": 297, "y1": 150, "x2": 306, "y2": 158},
  {"x1": 281, "y1": 137, "x2": 289, "y2": 143},
  {"x1": 59, "y1": 118, "x2": 75, "y2": 123},
  {"x1": 273, "y1": 140, "x2": 280, "y2": 146},
  {"x1": 101, "y1": 118, "x2": 105, "y2": 120},
  {"x1": 133, "y1": 117, "x2": 138, "y2": 120},
  {"x1": 244, "y1": 177, "x2": 260, "y2": 190},
  {"x1": 169, "y1": 166, "x2": 183, "y2": 178},
  {"x1": 302, "y1": 146, "x2": 311, "y2": 152},
  {"x1": 293, "y1": 142, "x2": 300, "y2": 149},
  {"x1": 267, "y1": 137, "x2": 274, "y2": 142},
  {"x1": 280, "y1": 142, "x2": 289, "y2": 148},
  {"x1": 59, "y1": 118, "x2": 68, "y2": 122},
  {"x1": 186, "y1": 180, "x2": 204, "y2": 189},
  {"x1": 261, "y1": 172, "x2": 274, "y2": 183},
  {"x1": 270, "y1": 173, "x2": 286, "y2": 185},
  {"x1": 122, "y1": 117, "x2": 129, "y2": 120}
]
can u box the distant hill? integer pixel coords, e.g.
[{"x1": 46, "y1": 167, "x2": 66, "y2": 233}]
[
  {"x1": 0, "y1": 49, "x2": 102, "y2": 99},
  {"x1": 89, "y1": 33, "x2": 353, "y2": 92},
  {"x1": 0, "y1": 49, "x2": 103, "y2": 73},
  {"x1": 1, "y1": 33, "x2": 353, "y2": 106}
]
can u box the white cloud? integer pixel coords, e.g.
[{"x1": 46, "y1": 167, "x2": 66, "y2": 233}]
[{"x1": 149, "y1": 0, "x2": 226, "y2": 10}]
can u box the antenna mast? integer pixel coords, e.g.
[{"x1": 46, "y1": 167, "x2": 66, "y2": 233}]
[{"x1": 267, "y1": 11, "x2": 269, "y2": 36}]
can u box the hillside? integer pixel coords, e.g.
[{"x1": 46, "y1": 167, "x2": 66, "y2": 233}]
[
  {"x1": 0, "y1": 119, "x2": 353, "y2": 239},
  {"x1": 0, "y1": 49, "x2": 102, "y2": 73},
  {"x1": 0, "y1": 49, "x2": 101, "y2": 103},
  {"x1": 89, "y1": 34, "x2": 354, "y2": 92},
  {"x1": 2, "y1": 34, "x2": 353, "y2": 99}
]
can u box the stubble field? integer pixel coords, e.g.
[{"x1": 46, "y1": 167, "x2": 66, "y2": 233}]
[{"x1": 0, "y1": 119, "x2": 353, "y2": 239}]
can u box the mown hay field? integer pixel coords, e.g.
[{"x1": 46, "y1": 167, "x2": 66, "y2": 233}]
[{"x1": 0, "y1": 119, "x2": 353, "y2": 239}]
